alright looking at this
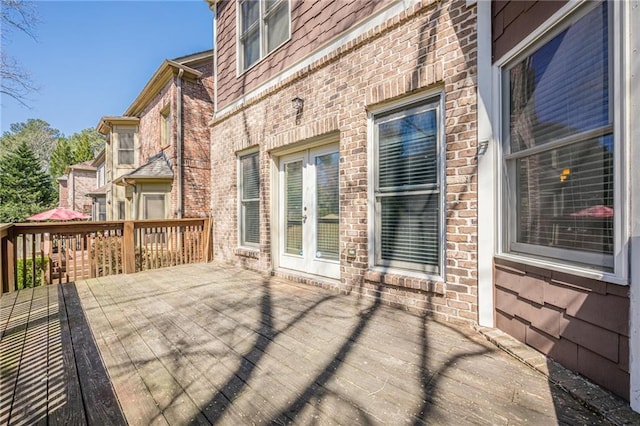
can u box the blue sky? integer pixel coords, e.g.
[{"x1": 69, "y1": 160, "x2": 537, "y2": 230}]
[{"x1": 1, "y1": 0, "x2": 213, "y2": 137}]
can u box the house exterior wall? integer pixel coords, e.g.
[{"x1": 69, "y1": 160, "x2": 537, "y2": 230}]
[
  {"x1": 68, "y1": 169, "x2": 96, "y2": 214},
  {"x1": 182, "y1": 60, "x2": 214, "y2": 217},
  {"x1": 132, "y1": 60, "x2": 213, "y2": 218},
  {"x1": 482, "y1": 0, "x2": 634, "y2": 401},
  {"x1": 211, "y1": 0, "x2": 478, "y2": 324},
  {"x1": 491, "y1": 0, "x2": 566, "y2": 60},
  {"x1": 494, "y1": 258, "x2": 629, "y2": 398},
  {"x1": 58, "y1": 180, "x2": 69, "y2": 209},
  {"x1": 216, "y1": 0, "x2": 392, "y2": 109}
]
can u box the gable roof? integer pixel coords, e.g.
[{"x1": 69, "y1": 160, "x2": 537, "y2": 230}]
[{"x1": 124, "y1": 50, "x2": 213, "y2": 117}]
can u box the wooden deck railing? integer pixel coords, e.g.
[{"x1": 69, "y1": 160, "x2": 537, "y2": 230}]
[{"x1": 0, "y1": 218, "x2": 213, "y2": 294}]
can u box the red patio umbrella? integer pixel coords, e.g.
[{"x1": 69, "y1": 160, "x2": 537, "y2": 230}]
[
  {"x1": 27, "y1": 207, "x2": 91, "y2": 221},
  {"x1": 569, "y1": 205, "x2": 614, "y2": 218}
]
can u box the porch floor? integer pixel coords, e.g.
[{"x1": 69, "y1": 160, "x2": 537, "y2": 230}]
[{"x1": 1, "y1": 262, "x2": 610, "y2": 425}]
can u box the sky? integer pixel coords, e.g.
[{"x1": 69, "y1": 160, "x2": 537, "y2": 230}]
[{"x1": 1, "y1": 0, "x2": 213, "y2": 137}]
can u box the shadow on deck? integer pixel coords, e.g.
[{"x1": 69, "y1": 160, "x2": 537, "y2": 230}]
[
  {"x1": 1, "y1": 262, "x2": 609, "y2": 425},
  {"x1": 0, "y1": 283, "x2": 125, "y2": 425}
]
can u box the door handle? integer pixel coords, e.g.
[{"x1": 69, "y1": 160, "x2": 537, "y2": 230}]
[{"x1": 302, "y1": 214, "x2": 307, "y2": 223}]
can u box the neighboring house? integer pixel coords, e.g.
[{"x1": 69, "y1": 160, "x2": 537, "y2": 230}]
[
  {"x1": 95, "y1": 50, "x2": 214, "y2": 221},
  {"x1": 86, "y1": 149, "x2": 107, "y2": 221},
  {"x1": 56, "y1": 161, "x2": 96, "y2": 214},
  {"x1": 206, "y1": 0, "x2": 640, "y2": 409},
  {"x1": 475, "y1": 0, "x2": 640, "y2": 407}
]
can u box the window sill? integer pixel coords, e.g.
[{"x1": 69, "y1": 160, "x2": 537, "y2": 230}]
[
  {"x1": 235, "y1": 247, "x2": 259, "y2": 259},
  {"x1": 364, "y1": 268, "x2": 444, "y2": 295}
]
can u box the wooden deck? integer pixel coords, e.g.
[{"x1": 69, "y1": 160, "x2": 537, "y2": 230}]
[{"x1": 1, "y1": 262, "x2": 608, "y2": 425}]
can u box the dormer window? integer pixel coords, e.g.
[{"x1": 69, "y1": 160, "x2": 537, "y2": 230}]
[{"x1": 238, "y1": 0, "x2": 290, "y2": 72}]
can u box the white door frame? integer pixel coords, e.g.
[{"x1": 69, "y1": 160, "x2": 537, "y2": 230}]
[{"x1": 275, "y1": 143, "x2": 340, "y2": 280}]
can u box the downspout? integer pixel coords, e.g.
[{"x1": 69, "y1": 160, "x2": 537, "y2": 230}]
[
  {"x1": 212, "y1": 3, "x2": 218, "y2": 113},
  {"x1": 177, "y1": 68, "x2": 184, "y2": 218}
]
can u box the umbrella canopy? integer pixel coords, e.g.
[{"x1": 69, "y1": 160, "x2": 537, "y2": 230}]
[
  {"x1": 27, "y1": 207, "x2": 91, "y2": 221},
  {"x1": 569, "y1": 205, "x2": 614, "y2": 218}
]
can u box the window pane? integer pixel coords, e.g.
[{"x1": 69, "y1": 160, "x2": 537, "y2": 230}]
[
  {"x1": 516, "y1": 135, "x2": 614, "y2": 256},
  {"x1": 265, "y1": 1, "x2": 289, "y2": 53},
  {"x1": 243, "y1": 28, "x2": 260, "y2": 69},
  {"x1": 240, "y1": 152, "x2": 259, "y2": 246},
  {"x1": 285, "y1": 160, "x2": 303, "y2": 255},
  {"x1": 316, "y1": 152, "x2": 339, "y2": 260},
  {"x1": 144, "y1": 195, "x2": 165, "y2": 220},
  {"x1": 240, "y1": 0, "x2": 259, "y2": 33},
  {"x1": 241, "y1": 153, "x2": 259, "y2": 199},
  {"x1": 380, "y1": 193, "x2": 439, "y2": 269},
  {"x1": 243, "y1": 200, "x2": 260, "y2": 244},
  {"x1": 378, "y1": 108, "x2": 438, "y2": 190},
  {"x1": 118, "y1": 133, "x2": 134, "y2": 165},
  {"x1": 509, "y1": 3, "x2": 609, "y2": 153}
]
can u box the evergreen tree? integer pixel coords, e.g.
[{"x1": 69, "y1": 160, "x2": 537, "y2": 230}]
[
  {"x1": 0, "y1": 141, "x2": 56, "y2": 222},
  {"x1": 49, "y1": 128, "x2": 105, "y2": 180}
]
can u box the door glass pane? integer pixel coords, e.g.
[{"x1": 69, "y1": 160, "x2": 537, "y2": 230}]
[
  {"x1": 315, "y1": 152, "x2": 339, "y2": 260},
  {"x1": 285, "y1": 161, "x2": 303, "y2": 256}
]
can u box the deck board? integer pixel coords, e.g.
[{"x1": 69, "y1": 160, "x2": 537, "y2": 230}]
[{"x1": 0, "y1": 262, "x2": 621, "y2": 425}]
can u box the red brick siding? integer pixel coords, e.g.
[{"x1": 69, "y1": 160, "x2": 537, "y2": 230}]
[
  {"x1": 69, "y1": 169, "x2": 96, "y2": 214},
  {"x1": 135, "y1": 60, "x2": 213, "y2": 218},
  {"x1": 492, "y1": 0, "x2": 566, "y2": 61},
  {"x1": 58, "y1": 180, "x2": 69, "y2": 209},
  {"x1": 182, "y1": 60, "x2": 214, "y2": 218},
  {"x1": 211, "y1": 0, "x2": 478, "y2": 325},
  {"x1": 494, "y1": 258, "x2": 630, "y2": 400},
  {"x1": 215, "y1": 0, "x2": 392, "y2": 109}
]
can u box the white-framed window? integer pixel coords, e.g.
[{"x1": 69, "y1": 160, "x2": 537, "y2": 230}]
[
  {"x1": 370, "y1": 96, "x2": 444, "y2": 275},
  {"x1": 239, "y1": 151, "x2": 260, "y2": 247},
  {"x1": 96, "y1": 198, "x2": 106, "y2": 221},
  {"x1": 143, "y1": 194, "x2": 165, "y2": 220},
  {"x1": 160, "y1": 105, "x2": 171, "y2": 148},
  {"x1": 237, "y1": 0, "x2": 290, "y2": 72},
  {"x1": 118, "y1": 132, "x2": 135, "y2": 165},
  {"x1": 118, "y1": 201, "x2": 126, "y2": 220},
  {"x1": 499, "y1": 1, "x2": 623, "y2": 274}
]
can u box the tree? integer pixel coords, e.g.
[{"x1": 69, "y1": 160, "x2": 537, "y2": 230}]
[
  {"x1": 1, "y1": 0, "x2": 39, "y2": 107},
  {"x1": 50, "y1": 128, "x2": 105, "y2": 179},
  {"x1": 0, "y1": 141, "x2": 56, "y2": 222},
  {"x1": 0, "y1": 119, "x2": 61, "y2": 171}
]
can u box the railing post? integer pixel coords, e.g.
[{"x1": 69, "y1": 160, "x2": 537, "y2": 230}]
[
  {"x1": 2, "y1": 226, "x2": 16, "y2": 293},
  {"x1": 122, "y1": 221, "x2": 135, "y2": 274},
  {"x1": 204, "y1": 216, "x2": 213, "y2": 262}
]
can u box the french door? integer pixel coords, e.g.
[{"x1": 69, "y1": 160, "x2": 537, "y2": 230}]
[{"x1": 278, "y1": 145, "x2": 340, "y2": 279}]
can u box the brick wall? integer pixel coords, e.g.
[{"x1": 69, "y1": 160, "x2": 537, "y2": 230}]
[
  {"x1": 182, "y1": 60, "x2": 214, "y2": 218},
  {"x1": 58, "y1": 180, "x2": 69, "y2": 209},
  {"x1": 136, "y1": 60, "x2": 213, "y2": 218},
  {"x1": 211, "y1": 0, "x2": 478, "y2": 324},
  {"x1": 216, "y1": 0, "x2": 391, "y2": 108},
  {"x1": 69, "y1": 169, "x2": 96, "y2": 214},
  {"x1": 494, "y1": 258, "x2": 629, "y2": 399}
]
